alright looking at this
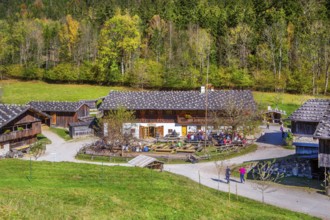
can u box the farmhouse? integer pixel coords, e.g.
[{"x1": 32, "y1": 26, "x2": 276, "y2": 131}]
[
  {"x1": 0, "y1": 104, "x2": 49, "y2": 153},
  {"x1": 288, "y1": 99, "x2": 330, "y2": 168},
  {"x1": 99, "y1": 90, "x2": 256, "y2": 139},
  {"x1": 28, "y1": 101, "x2": 90, "y2": 128}
]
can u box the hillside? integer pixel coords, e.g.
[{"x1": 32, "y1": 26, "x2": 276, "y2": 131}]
[
  {"x1": 0, "y1": 1, "x2": 329, "y2": 94},
  {"x1": 0, "y1": 159, "x2": 317, "y2": 219}
]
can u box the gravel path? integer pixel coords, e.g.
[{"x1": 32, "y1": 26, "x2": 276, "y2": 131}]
[
  {"x1": 165, "y1": 125, "x2": 330, "y2": 219},
  {"x1": 33, "y1": 126, "x2": 330, "y2": 219}
]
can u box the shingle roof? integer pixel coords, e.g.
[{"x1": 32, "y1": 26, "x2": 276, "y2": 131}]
[
  {"x1": 28, "y1": 101, "x2": 87, "y2": 112},
  {"x1": 0, "y1": 104, "x2": 49, "y2": 129},
  {"x1": 288, "y1": 99, "x2": 330, "y2": 122},
  {"x1": 128, "y1": 155, "x2": 163, "y2": 168},
  {"x1": 313, "y1": 108, "x2": 330, "y2": 139},
  {"x1": 100, "y1": 90, "x2": 256, "y2": 111},
  {"x1": 79, "y1": 100, "x2": 97, "y2": 109}
]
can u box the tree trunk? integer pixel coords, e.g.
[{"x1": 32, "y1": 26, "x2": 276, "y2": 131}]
[{"x1": 324, "y1": 63, "x2": 330, "y2": 95}]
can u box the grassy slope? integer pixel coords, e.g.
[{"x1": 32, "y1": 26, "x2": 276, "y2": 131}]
[
  {"x1": 0, "y1": 160, "x2": 317, "y2": 220},
  {"x1": 0, "y1": 80, "x2": 120, "y2": 104},
  {"x1": 49, "y1": 127, "x2": 72, "y2": 141}
]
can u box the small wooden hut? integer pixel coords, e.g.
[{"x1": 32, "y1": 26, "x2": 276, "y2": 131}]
[
  {"x1": 128, "y1": 155, "x2": 164, "y2": 170},
  {"x1": 265, "y1": 106, "x2": 286, "y2": 123},
  {"x1": 69, "y1": 120, "x2": 94, "y2": 138}
]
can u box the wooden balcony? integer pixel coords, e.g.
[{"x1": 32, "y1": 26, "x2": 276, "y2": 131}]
[
  {"x1": 0, "y1": 128, "x2": 40, "y2": 142},
  {"x1": 177, "y1": 116, "x2": 212, "y2": 125},
  {"x1": 136, "y1": 118, "x2": 176, "y2": 123}
]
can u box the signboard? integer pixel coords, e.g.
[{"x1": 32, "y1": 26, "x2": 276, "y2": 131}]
[
  {"x1": 319, "y1": 154, "x2": 330, "y2": 168},
  {"x1": 319, "y1": 139, "x2": 330, "y2": 168}
]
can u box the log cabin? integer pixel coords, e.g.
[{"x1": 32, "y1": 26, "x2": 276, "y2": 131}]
[
  {"x1": 288, "y1": 99, "x2": 330, "y2": 168},
  {"x1": 0, "y1": 104, "x2": 49, "y2": 152},
  {"x1": 99, "y1": 90, "x2": 256, "y2": 139},
  {"x1": 28, "y1": 101, "x2": 90, "y2": 128},
  {"x1": 313, "y1": 110, "x2": 330, "y2": 168},
  {"x1": 288, "y1": 99, "x2": 329, "y2": 136}
]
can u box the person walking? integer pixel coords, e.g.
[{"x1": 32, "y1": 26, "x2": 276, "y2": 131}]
[
  {"x1": 239, "y1": 167, "x2": 246, "y2": 183},
  {"x1": 266, "y1": 121, "x2": 270, "y2": 129},
  {"x1": 280, "y1": 124, "x2": 285, "y2": 138},
  {"x1": 225, "y1": 166, "x2": 231, "y2": 184}
]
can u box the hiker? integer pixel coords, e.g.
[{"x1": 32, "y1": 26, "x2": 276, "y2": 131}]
[
  {"x1": 225, "y1": 166, "x2": 231, "y2": 184},
  {"x1": 239, "y1": 167, "x2": 246, "y2": 183},
  {"x1": 280, "y1": 124, "x2": 285, "y2": 138}
]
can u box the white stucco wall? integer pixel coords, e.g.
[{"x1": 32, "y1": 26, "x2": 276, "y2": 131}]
[{"x1": 124, "y1": 123, "x2": 182, "y2": 138}]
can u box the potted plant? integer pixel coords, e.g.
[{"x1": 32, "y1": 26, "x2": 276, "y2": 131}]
[
  {"x1": 285, "y1": 131, "x2": 293, "y2": 146},
  {"x1": 184, "y1": 114, "x2": 192, "y2": 119}
]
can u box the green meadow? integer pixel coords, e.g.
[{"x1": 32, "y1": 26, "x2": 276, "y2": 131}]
[
  {"x1": 1, "y1": 80, "x2": 324, "y2": 117},
  {"x1": 0, "y1": 160, "x2": 317, "y2": 219}
]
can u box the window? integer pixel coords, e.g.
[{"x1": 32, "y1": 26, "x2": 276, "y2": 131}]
[{"x1": 131, "y1": 129, "x2": 136, "y2": 134}]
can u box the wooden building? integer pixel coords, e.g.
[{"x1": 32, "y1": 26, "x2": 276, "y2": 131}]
[
  {"x1": 313, "y1": 110, "x2": 330, "y2": 168},
  {"x1": 288, "y1": 99, "x2": 329, "y2": 136},
  {"x1": 28, "y1": 101, "x2": 90, "y2": 128},
  {"x1": 69, "y1": 120, "x2": 94, "y2": 138},
  {"x1": 0, "y1": 104, "x2": 49, "y2": 151},
  {"x1": 128, "y1": 155, "x2": 164, "y2": 170},
  {"x1": 99, "y1": 90, "x2": 256, "y2": 139},
  {"x1": 265, "y1": 106, "x2": 286, "y2": 123},
  {"x1": 289, "y1": 99, "x2": 330, "y2": 168}
]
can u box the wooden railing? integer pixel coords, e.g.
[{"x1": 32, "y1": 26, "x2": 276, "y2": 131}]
[
  {"x1": 135, "y1": 118, "x2": 176, "y2": 123},
  {"x1": 177, "y1": 116, "x2": 212, "y2": 125},
  {"x1": 0, "y1": 128, "x2": 40, "y2": 142}
]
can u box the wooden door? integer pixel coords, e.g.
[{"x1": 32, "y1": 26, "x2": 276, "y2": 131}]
[
  {"x1": 156, "y1": 126, "x2": 164, "y2": 137},
  {"x1": 51, "y1": 113, "x2": 56, "y2": 125},
  {"x1": 139, "y1": 126, "x2": 149, "y2": 139},
  {"x1": 181, "y1": 126, "x2": 187, "y2": 137}
]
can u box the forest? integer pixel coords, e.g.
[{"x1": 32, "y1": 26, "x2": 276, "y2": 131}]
[{"x1": 0, "y1": 0, "x2": 329, "y2": 94}]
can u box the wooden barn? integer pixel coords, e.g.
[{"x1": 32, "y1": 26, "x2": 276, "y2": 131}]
[
  {"x1": 288, "y1": 99, "x2": 330, "y2": 170},
  {"x1": 0, "y1": 104, "x2": 49, "y2": 151},
  {"x1": 288, "y1": 99, "x2": 329, "y2": 136},
  {"x1": 313, "y1": 111, "x2": 330, "y2": 168},
  {"x1": 99, "y1": 90, "x2": 256, "y2": 139},
  {"x1": 28, "y1": 101, "x2": 90, "y2": 128}
]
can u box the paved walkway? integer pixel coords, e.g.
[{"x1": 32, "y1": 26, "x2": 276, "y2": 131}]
[{"x1": 34, "y1": 126, "x2": 330, "y2": 219}]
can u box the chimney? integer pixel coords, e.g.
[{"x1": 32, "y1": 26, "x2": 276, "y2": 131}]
[{"x1": 201, "y1": 86, "x2": 205, "y2": 94}]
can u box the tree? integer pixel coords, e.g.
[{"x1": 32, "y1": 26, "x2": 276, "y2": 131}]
[
  {"x1": 100, "y1": 107, "x2": 136, "y2": 152},
  {"x1": 98, "y1": 10, "x2": 141, "y2": 81},
  {"x1": 30, "y1": 141, "x2": 46, "y2": 160},
  {"x1": 251, "y1": 159, "x2": 284, "y2": 203},
  {"x1": 146, "y1": 15, "x2": 167, "y2": 63},
  {"x1": 59, "y1": 15, "x2": 80, "y2": 61}
]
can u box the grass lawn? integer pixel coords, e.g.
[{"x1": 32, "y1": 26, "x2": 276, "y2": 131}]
[
  {"x1": 0, "y1": 80, "x2": 127, "y2": 104},
  {"x1": 49, "y1": 127, "x2": 72, "y2": 141},
  {"x1": 0, "y1": 159, "x2": 317, "y2": 219}
]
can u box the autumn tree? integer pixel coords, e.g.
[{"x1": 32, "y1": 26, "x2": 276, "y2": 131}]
[
  {"x1": 100, "y1": 107, "x2": 136, "y2": 151},
  {"x1": 98, "y1": 10, "x2": 141, "y2": 83},
  {"x1": 59, "y1": 15, "x2": 80, "y2": 61}
]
